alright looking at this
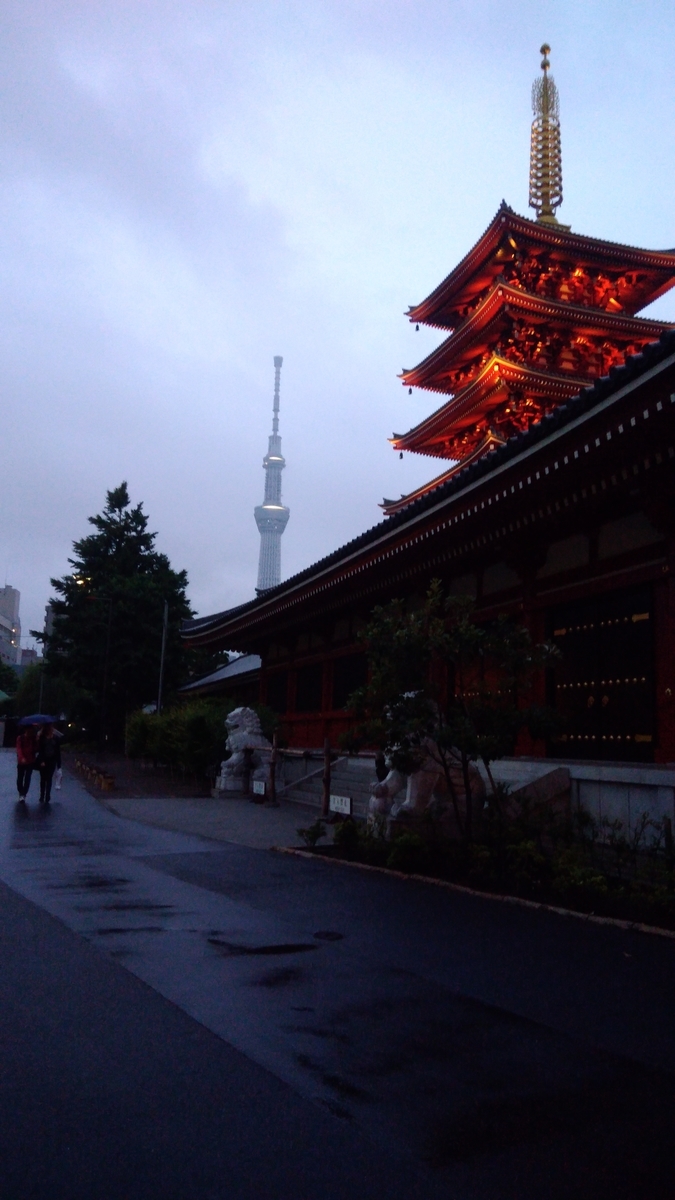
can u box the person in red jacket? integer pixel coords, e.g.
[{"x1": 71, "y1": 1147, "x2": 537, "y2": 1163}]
[{"x1": 16, "y1": 726, "x2": 37, "y2": 801}]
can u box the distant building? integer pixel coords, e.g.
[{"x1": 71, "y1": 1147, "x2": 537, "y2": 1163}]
[
  {"x1": 0, "y1": 586, "x2": 21, "y2": 666},
  {"x1": 20, "y1": 648, "x2": 38, "y2": 667}
]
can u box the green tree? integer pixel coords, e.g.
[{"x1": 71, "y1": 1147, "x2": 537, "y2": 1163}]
[
  {"x1": 12, "y1": 662, "x2": 91, "y2": 725},
  {"x1": 347, "y1": 580, "x2": 560, "y2": 841},
  {"x1": 183, "y1": 645, "x2": 230, "y2": 683},
  {"x1": 42, "y1": 483, "x2": 193, "y2": 745},
  {"x1": 0, "y1": 661, "x2": 19, "y2": 696}
]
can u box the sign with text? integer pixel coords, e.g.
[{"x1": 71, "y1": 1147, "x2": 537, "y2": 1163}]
[
  {"x1": 329, "y1": 794, "x2": 352, "y2": 816},
  {"x1": 252, "y1": 779, "x2": 266, "y2": 796}
]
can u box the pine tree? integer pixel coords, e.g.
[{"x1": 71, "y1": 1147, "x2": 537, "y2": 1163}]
[{"x1": 44, "y1": 483, "x2": 193, "y2": 744}]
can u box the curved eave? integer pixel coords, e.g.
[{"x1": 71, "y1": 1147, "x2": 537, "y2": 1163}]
[
  {"x1": 381, "y1": 432, "x2": 506, "y2": 515},
  {"x1": 407, "y1": 205, "x2": 675, "y2": 327},
  {"x1": 183, "y1": 330, "x2": 675, "y2": 649},
  {"x1": 393, "y1": 357, "x2": 588, "y2": 453},
  {"x1": 402, "y1": 284, "x2": 675, "y2": 391}
]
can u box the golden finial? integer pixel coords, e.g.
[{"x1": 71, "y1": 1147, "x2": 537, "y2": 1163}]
[{"x1": 529, "y1": 43, "x2": 563, "y2": 225}]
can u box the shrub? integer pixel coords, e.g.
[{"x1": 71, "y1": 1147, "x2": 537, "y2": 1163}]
[
  {"x1": 386, "y1": 831, "x2": 428, "y2": 873},
  {"x1": 297, "y1": 819, "x2": 326, "y2": 849},
  {"x1": 125, "y1": 700, "x2": 232, "y2": 775},
  {"x1": 356, "y1": 819, "x2": 389, "y2": 866},
  {"x1": 552, "y1": 848, "x2": 608, "y2": 895},
  {"x1": 333, "y1": 817, "x2": 360, "y2": 856},
  {"x1": 504, "y1": 840, "x2": 547, "y2": 892},
  {"x1": 125, "y1": 710, "x2": 153, "y2": 758}
]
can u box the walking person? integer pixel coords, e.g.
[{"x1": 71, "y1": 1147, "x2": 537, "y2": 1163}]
[
  {"x1": 35, "y1": 724, "x2": 61, "y2": 805},
  {"x1": 16, "y1": 724, "x2": 37, "y2": 802}
]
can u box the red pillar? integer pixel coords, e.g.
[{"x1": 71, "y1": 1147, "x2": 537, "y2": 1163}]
[{"x1": 655, "y1": 542, "x2": 675, "y2": 763}]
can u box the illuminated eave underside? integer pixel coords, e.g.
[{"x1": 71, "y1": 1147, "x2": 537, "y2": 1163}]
[
  {"x1": 392, "y1": 356, "x2": 588, "y2": 455},
  {"x1": 401, "y1": 283, "x2": 675, "y2": 392},
  {"x1": 406, "y1": 204, "x2": 675, "y2": 329}
]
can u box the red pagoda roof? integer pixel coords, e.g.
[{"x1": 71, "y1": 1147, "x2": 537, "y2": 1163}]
[
  {"x1": 401, "y1": 282, "x2": 674, "y2": 393},
  {"x1": 407, "y1": 203, "x2": 675, "y2": 329},
  {"x1": 392, "y1": 356, "x2": 588, "y2": 457}
]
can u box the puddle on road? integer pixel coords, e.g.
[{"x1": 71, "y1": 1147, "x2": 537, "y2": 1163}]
[
  {"x1": 48, "y1": 875, "x2": 131, "y2": 892},
  {"x1": 95, "y1": 926, "x2": 166, "y2": 936},
  {"x1": 75, "y1": 902, "x2": 175, "y2": 912},
  {"x1": 252, "y1": 966, "x2": 304, "y2": 988},
  {"x1": 208, "y1": 938, "x2": 318, "y2": 956},
  {"x1": 295, "y1": 1052, "x2": 371, "y2": 1101}
]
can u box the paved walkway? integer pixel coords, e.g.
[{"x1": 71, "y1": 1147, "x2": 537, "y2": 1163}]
[
  {"x1": 101, "y1": 791, "x2": 322, "y2": 849},
  {"x1": 4, "y1": 750, "x2": 675, "y2": 1197}
]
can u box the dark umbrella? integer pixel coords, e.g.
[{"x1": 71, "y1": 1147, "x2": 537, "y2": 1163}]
[{"x1": 18, "y1": 714, "x2": 56, "y2": 726}]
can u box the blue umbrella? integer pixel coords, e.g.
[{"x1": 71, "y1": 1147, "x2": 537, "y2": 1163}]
[{"x1": 18, "y1": 714, "x2": 56, "y2": 726}]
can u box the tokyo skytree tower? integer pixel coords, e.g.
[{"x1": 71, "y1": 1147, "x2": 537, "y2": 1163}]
[{"x1": 254, "y1": 356, "x2": 290, "y2": 593}]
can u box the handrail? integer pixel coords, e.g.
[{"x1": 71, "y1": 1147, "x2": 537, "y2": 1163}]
[{"x1": 275, "y1": 755, "x2": 347, "y2": 798}]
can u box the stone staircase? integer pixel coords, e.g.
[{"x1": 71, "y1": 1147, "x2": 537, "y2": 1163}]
[{"x1": 277, "y1": 754, "x2": 377, "y2": 819}]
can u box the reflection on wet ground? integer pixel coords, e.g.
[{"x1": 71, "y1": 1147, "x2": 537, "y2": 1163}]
[{"x1": 2, "y1": 751, "x2": 675, "y2": 1197}]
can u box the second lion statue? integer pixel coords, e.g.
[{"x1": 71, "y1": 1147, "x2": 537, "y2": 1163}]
[{"x1": 369, "y1": 738, "x2": 485, "y2": 839}]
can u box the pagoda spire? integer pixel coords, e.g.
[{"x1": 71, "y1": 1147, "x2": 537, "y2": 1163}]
[
  {"x1": 529, "y1": 44, "x2": 564, "y2": 226},
  {"x1": 254, "y1": 356, "x2": 290, "y2": 593}
]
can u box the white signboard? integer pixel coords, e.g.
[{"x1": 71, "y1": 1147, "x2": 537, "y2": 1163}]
[
  {"x1": 329, "y1": 794, "x2": 352, "y2": 816},
  {"x1": 252, "y1": 779, "x2": 266, "y2": 796}
]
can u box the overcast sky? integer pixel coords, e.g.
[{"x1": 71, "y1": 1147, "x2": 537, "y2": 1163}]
[{"x1": 2, "y1": 0, "x2": 675, "y2": 648}]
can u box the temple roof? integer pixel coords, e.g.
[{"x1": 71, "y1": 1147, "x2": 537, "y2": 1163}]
[
  {"x1": 392, "y1": 356, "x2": 588, "y2": 456},
  {"x1": 401, "y1": 283, "x2": 674, "y2": 393},
  {"x1": 381, "y1": 431, "x2": 506, "y2": 515},
  {"x1": 183, "y1": 328, "x2": 675, "y2": 647},
  {"x1": 406, "y1": 204, "x2": 675, "y2": 329}
]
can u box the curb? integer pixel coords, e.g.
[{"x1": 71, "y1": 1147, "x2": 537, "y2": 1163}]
[{"x1": 273, "y1": 846, "x2": 675, "y2": 942}]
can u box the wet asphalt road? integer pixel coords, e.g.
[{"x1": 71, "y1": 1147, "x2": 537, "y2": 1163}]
[{"x1": 1, "y1": 750, "x2": 675, "y2": 1198}]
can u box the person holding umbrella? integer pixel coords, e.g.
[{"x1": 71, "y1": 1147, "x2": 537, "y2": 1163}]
[
  {"x1": 34, "y1": 722, "x2": 61, "y2": 805},
  {"x1": 15, "y1": 720, "x2": 38, "y2": 801}
]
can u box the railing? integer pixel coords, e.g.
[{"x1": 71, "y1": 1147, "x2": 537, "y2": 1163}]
[{"x1": 274, "y1": 757, "x2": 347, "y2": 798}]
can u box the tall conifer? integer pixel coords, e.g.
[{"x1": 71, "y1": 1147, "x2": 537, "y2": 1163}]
[{"x1": 45, "y1": 483, "x2": 192, "y2": 743}]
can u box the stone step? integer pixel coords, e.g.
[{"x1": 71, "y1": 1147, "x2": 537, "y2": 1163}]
[
  {"x1": 283, "y1": 774, "x2": 373, "y2": 797},
  {"x1": 278, "y1": 765, "x2": 373, "y2": 818}
]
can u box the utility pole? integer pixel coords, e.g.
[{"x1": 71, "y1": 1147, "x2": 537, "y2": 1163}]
[{"x1": 157, "y1": 600, "x2": 169, "y2": 715}]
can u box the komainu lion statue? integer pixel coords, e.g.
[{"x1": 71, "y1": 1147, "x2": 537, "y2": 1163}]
[
  {"x1": 215, "y1": 707, "x2": 271, "y2": 794},
  {"x1": 369, "y1": 738, "x2": 485, "y2": 839}
]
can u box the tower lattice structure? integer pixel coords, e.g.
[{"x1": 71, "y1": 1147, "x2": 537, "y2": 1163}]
[
  {"x1": 255, "y1": 356, "x2": 289, "y2": 592},
  {"x1": 382, "y1": 45, "x2": 675, "y2": 515}
]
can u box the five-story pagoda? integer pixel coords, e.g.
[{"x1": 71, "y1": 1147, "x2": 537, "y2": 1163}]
[{"x1": 384, "y1": 46, "x2": 675, "y2": 515}]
